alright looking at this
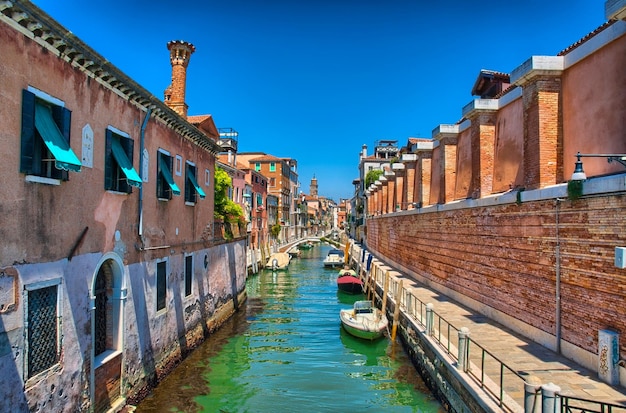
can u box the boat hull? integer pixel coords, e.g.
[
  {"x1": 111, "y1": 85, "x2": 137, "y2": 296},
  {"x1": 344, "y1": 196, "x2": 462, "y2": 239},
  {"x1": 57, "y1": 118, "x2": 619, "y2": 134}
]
[
  {"x1": 266, "y1": 252, "x2": 290, "y2": 271},
  {"x1": 337, "y1": 279, "x2": 363, "y2": 294},
  {"x1": 337, "y1": 270, "x2": 363, "y2": 294},
  {"x1": 339, "y1": 308, "x2": 388, "y2": 340}
]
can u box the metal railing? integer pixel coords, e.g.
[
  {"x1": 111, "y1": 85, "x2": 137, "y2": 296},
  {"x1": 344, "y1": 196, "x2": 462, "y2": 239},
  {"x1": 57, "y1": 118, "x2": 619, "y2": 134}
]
[
  {"x1": 356, "y1": 249, "x2": 626, "y2": 413},
  {"x1": 561, "y1": 395, "x2": 626, "y2": 413}
]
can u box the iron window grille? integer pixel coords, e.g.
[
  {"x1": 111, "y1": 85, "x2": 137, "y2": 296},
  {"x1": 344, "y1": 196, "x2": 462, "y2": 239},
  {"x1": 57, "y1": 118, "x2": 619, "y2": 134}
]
[{"x1": 27, "y1": 285, "x2": 60, "y2": 378}]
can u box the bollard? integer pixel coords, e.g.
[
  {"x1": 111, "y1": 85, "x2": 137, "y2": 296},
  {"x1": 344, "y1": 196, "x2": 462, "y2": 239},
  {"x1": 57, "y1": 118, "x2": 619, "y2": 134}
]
[
  {"x1": 524, "y1": 376, "x2": 542, "y2": 413},
  {"x1": 541, "y1": 382, "x2": 561, "y2": 413},
  {"x1": 425, "y1": 303, "x2": 434, "y2": 336},
  {"x1": 458, "y1": 327, "x2": 470, "y2": 372}
]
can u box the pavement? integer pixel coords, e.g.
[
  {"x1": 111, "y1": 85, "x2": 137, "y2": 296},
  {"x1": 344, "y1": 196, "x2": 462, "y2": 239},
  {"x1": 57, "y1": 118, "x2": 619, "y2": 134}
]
[{"x1": 353, "y1": 246, "x2": 626, "y2": 411}]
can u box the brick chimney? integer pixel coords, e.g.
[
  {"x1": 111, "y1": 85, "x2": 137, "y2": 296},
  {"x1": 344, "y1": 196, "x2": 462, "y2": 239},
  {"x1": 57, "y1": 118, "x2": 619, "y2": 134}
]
[{"x1": 164, "y1": 40, "x2": 195, "y2": 118}]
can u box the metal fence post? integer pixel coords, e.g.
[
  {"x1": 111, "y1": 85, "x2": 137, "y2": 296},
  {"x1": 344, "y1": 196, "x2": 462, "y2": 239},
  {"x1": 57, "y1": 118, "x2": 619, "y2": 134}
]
[
  {"x1": 524, "y1": 376, "x2": 542, "y2": 413},
  {"x1": 458, "y1": 327, "x2": 470, "y2": 372},
  {"x1": 541, "y1": 383, "x2": 561, "y2": 413},
  {"x1": 426, "y1": 303, "x2": 434, "y2": 336}
]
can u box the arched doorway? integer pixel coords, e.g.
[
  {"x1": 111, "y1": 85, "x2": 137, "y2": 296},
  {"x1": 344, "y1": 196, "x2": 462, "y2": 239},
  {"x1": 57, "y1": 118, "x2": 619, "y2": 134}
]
[{"x1": 90, "y1": 253, "x2": 126, "y2": 413}]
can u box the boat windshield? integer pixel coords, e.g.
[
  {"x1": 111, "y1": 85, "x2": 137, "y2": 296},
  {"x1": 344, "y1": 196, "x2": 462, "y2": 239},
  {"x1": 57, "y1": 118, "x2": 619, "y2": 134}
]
[{"x1": 354, "y1": 301, "x2": 374, "y2": 314}]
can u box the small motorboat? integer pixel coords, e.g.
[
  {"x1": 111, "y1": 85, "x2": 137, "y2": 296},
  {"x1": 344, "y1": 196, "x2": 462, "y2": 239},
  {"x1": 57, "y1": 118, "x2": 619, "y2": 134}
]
[
  {"x1": 340, "y1": 300, "x2": 388, "y2": 340},
  {"x1": 323, "y1": 248, "x2": 345, "y2": 268},
  {"x1": 337, "y1": 268, "x2": 363, "y2": 294},
  {"x1": 298, "y1": 242, "x2": 314, "y2": 250},
  {"x1": 266, "y1": 252, "x2": 290, "y2": 271}
]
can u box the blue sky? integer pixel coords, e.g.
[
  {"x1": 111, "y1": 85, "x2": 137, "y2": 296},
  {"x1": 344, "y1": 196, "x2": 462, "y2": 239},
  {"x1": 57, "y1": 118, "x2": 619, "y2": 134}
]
[{"x1": 32, "y1": 0, "x2": 606, "y2": 202}]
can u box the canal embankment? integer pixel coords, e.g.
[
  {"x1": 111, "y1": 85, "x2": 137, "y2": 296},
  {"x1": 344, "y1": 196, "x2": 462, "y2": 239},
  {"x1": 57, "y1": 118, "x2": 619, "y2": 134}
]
[{"x1": 347, "y1": 241, "x2": 626, "y2": 413}]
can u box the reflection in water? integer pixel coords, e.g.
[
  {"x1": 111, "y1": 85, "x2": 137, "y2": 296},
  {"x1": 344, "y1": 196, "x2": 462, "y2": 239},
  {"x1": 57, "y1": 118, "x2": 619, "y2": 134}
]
[{"x1": 136, "y1": 244, "x2": 443, "y2": 413}]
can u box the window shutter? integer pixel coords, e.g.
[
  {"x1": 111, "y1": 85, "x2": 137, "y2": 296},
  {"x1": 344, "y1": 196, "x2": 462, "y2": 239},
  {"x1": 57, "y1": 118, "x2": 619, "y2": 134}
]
[
  {"x1": 185, "y1": 163, "x2": 192, "y2": 202},
  {"x1": 104, "y1": 129, "x2": 113, "y2": 190},
  {"x1": 156, "y1": 152, "x2": 164, "y2": 198},
  {"x1": 20, "y1": 89, "x2": 36, "y2": 174},
  {"x1": 52, "y1": 105, "x2": 71, "y2": 181},
  {"x1": 121, "y1": 136, "x2": 133, "y2": 193}
]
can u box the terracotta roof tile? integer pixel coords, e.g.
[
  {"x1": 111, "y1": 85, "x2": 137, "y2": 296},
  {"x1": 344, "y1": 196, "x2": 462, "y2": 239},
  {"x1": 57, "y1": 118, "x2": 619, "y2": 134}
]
[{"x1": 557, "y1": 21, "x2": 616, "y2": 56}]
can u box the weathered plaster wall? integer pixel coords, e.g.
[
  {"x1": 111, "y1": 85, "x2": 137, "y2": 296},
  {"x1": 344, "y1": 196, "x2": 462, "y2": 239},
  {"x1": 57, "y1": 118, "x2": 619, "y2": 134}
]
[
  {"x1": 0, "y1": 240, "x2": 246, "y2": 412},
  {"x1": 562, "y1": 34, "x2": 626, "y2": 179},
  {"x1": 493, "y1": 98, "x2": 524, "y2": 192}
]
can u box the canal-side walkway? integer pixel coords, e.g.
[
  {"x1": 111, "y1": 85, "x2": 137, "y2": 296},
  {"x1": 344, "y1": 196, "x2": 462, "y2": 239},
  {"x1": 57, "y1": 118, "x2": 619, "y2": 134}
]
[{"x1": 350, "y1": 243, "x2": 626, "y2": 411}]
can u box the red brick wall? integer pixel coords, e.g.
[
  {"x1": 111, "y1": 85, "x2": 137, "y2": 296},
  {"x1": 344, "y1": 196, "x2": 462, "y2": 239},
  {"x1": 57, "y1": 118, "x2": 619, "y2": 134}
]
[
  {"x1": 367, "y1": 195, "x2": 626, "y2": 356},
  {"x1": 94, "y1": 354, "x2": 122, "y2": 413}
]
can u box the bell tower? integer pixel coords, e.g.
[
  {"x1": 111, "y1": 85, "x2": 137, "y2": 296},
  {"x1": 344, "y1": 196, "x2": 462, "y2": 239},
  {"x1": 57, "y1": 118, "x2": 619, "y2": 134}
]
[{"x1": 310, "y1": 175, "x2": 318, "y2": 198}]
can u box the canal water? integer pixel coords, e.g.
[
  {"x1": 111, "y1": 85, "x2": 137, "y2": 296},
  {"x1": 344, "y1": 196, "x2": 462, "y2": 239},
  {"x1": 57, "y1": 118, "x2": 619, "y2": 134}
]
[{"x1": 135, "y1": 244, "x2": 443, "y2": 413}]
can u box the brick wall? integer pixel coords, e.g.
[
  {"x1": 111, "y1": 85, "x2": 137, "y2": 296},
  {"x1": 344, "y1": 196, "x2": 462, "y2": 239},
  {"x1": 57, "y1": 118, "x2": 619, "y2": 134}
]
[{"x1": 367, "y1": 194, "x2": 626, "y2": 356}]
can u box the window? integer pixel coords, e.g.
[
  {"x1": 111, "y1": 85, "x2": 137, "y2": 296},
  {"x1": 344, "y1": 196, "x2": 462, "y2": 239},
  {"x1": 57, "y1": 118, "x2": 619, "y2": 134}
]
[
  {"x1": 270, "y1": 177, "x2": 276, "y2": 187},
  {"x1": 26, "y1": 282, "x2": 60, "y2": 378},
  {"x1": 105, "y1": 128, "x2": 141, "y2": 193},
  {"x1": 184, "y1": 255, "x2": 193, "y2": 297},
  {"x1": 270, "y1": 162, "x2": 276, "y2": 172},
  {"x1": 156, "y1": 261, "x2": 167, "y2": 312},
  {"x1": 20, "y1": 89, "x2": 81, "y2": 181},
  {"x1": 256, "y1": 193, "x2": 263, "y2": 208},
  {"x1": 157, "y1": 150, "x2": 180, "y2": 200},
  {"x1": 255, "y1": 163, "x2": 261, "y2": 172},
  {"x1": 205, "y1": 169, "x2": 210, "y2": 186},
  {"x1": 184, "y1": 162, "x2": 205, "y2": 203}
]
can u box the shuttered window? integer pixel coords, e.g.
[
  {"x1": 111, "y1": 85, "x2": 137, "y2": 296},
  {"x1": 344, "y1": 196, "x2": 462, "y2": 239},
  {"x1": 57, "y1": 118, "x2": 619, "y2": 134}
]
[
  {"x1": 105, "y1": 129, "x2": 141, "y2": 193},
  {"x1": 157, "y1": 150, "x2": 180, "y2": 200},
  {"x1": 20, "y1": 89, "x2": 80, "y2": 180}
]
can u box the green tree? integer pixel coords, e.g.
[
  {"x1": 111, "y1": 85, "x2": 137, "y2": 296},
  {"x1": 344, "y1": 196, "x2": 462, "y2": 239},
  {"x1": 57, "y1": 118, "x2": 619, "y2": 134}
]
[
  {"x1": 365, "y1": 169, "x2": 383, "y2": 188},
  {"x1": 270, "y1": 222, "x2": 281, "y2": 239},
  {"x1": 214, "y1": 167, "x2": 244, "y2": 222}
]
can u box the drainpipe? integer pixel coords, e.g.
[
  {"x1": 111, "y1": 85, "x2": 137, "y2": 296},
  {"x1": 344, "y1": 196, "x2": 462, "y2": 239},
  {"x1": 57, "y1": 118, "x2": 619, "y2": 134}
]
[
  {"x1": 138, "y1": 107, "x2": 152, "y2": 238},
  {"x1": 555, "y1": 198, "x2": 562, "y2": 354}
]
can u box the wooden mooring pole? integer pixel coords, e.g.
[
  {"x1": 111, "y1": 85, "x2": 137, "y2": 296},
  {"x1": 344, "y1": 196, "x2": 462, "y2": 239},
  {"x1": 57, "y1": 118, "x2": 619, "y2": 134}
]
[{"x1": 391, "y1": 279, "x2": 403, "y2": 341}]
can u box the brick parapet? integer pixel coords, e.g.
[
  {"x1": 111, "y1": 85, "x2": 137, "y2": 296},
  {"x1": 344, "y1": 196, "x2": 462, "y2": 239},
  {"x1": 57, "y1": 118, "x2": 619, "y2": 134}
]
[
  {"x1": 523, "y1": 75, "x2": 563, "y2": 189},
  {"x1": 466, "y1": 111, "x2": 496, "y2": 199}
]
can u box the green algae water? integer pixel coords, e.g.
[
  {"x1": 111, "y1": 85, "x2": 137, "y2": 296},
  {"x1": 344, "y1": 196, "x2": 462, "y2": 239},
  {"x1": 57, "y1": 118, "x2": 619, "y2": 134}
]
[{"x1": 135, "y1": 244, "x2": 443, "y2": 413}]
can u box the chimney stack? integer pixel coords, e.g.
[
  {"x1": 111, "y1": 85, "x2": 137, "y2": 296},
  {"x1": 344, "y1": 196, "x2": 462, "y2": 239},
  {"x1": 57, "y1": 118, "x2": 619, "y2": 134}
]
[{"x1": 165, "y1": 40, "x2": 195, "y2": 118}]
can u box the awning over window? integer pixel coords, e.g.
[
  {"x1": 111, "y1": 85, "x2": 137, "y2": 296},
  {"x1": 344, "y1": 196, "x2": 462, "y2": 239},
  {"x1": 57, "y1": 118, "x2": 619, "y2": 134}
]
[
  {"x1": 188, "y1": 170, "x2": 206, "y2": 199},
  {"x1": 111, "y1": 137, "x2": 142, "y2": 188},
  {"x1": 160, "y1": 158, "x2": 181, "y2": 195},
  {"x1": 34, "y1": 102, "x2": 81, "y2": 172}
]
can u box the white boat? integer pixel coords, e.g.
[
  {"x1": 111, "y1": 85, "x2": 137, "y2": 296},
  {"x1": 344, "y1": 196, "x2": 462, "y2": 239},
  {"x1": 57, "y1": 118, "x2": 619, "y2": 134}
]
[
  {"x1": 323, "y1": 248, "x2": 345, "y2": 268},
  {"x1": 339, "y1": 300, "x2": 388, "y2": 340},
  {"x1": 266, "y1": 252, "x2": 291, "y2": 271}
]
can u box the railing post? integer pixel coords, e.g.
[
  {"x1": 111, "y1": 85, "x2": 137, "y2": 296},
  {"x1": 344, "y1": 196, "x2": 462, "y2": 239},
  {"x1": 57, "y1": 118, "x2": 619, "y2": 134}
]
[
  {"x1": 524, "y1": 376, "x2": 542, "y2": 413},
  {"x1": 541, "y1": 383, "x2": 561, "y2": 413},
  {"x1": 425, "y1": 303, "x2": 434, "y2": 336},
  {"x1": 458, "y1": 327, "x2": 470, "y2": 372}
]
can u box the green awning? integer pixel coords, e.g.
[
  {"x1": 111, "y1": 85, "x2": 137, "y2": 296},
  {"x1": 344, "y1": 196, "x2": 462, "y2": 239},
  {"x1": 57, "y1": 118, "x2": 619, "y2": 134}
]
[
  {"x1": 111, "y1": 137, "x2": 142, "y2": 188},
  {"x1": 188, "y1": 170, "x2": 206, "y2": 199},
  {"x1": 34, "y1": 102, "x2": 81, "y2": 172},
  {"x1": 160, "y1": 158, "x2": 181, "y2": 195}
]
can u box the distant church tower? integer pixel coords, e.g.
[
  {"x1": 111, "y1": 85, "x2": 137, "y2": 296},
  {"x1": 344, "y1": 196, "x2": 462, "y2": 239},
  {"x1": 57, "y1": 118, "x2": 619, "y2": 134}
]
[
  {"x1": 310, "y1": 175, "x2": 318, "y2": 198},
  {"x1": 164, "y1": 40, "x2": 195, "y2": 118}
]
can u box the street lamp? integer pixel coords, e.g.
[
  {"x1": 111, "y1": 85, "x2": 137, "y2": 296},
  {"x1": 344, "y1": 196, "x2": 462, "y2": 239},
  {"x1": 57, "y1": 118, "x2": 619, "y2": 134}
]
[{"x1": 570, "y1": 152, "x2": 626, "y2": 181}]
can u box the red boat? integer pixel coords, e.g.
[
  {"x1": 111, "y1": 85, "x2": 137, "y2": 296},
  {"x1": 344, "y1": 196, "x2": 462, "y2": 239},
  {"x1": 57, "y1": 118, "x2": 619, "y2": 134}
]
[{"x1": 337, "y1": 269, "x2": 363, "y2": 294}]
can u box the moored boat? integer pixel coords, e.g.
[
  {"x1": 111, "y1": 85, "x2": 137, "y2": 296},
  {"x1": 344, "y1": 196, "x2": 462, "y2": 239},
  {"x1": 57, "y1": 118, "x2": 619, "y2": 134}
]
[
  {"x1": 337, "y1": 268, "x2": 363, "y2": 294},
  {"x1": 339, "y1": 300, "x2": 388, "y2": 340},
  {"x1": 266, "y1": 252, "x2": 291, "y2": 271},
  {"x1": 323, "y1": 248, "x2": 344, "y2": 268}
]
